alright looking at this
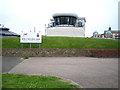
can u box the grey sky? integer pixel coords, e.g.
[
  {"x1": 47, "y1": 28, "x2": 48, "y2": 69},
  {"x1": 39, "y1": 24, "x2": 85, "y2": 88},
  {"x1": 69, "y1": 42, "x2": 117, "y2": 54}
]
[
  {"x1": 118, "y1": 1, "x2": 120, "y2": 30},
  {"x1": 0, "y1": 0, "x2": 119, "y2": 37}
]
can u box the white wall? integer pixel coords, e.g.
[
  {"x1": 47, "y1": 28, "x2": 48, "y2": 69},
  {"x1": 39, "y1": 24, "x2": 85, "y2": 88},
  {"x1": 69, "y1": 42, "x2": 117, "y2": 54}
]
[{"x1": 46, "y1": 27, "x2": 85, "y2": 37}]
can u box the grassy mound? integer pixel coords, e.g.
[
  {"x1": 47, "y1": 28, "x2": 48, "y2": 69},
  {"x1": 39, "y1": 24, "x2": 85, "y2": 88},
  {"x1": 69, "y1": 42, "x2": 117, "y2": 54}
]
[{"x1": 2, "y1": 37, "x2": 118, "y2": 49}]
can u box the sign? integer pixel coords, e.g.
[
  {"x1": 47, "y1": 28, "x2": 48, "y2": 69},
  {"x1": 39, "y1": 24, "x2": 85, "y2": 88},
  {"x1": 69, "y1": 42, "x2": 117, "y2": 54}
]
[{"x1": 20, "y1": 31, "x2": 42, "y2": 43}]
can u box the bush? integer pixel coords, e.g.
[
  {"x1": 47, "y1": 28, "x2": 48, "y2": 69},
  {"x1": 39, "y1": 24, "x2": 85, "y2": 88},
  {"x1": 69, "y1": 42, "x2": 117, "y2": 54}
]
[{"x1": 23, "y1": 56, "x2": 29, "y2": 59}]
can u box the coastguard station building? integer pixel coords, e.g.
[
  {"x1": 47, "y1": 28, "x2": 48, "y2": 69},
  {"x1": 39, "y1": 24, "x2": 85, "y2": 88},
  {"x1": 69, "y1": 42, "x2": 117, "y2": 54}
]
[{"x1": 46, "y1": 13, "x2": 86, "y2": 37}]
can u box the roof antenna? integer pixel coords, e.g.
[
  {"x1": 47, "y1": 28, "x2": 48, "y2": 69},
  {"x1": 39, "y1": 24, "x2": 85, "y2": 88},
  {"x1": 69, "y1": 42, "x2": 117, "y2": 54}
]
[{"x1": 34, "y1": 27, "x2": 36, "y2": 32}]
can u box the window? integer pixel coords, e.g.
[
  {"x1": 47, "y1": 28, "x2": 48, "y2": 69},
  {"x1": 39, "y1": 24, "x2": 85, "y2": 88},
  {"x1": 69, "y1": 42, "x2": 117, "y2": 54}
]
[
  {"x1": 57, "y1": 17, "x2": 60, "y2": 24},
  {"x1": 54, "y1": 16, "x2": 77, "y2": 26},
  {"x1": 78, "y1": 22, "x2": 82, "y2": 27}
]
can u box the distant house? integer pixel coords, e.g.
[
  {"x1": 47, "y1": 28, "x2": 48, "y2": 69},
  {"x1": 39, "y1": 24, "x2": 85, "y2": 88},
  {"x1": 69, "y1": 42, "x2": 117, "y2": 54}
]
[
  {"x1": 92, "y1": 27, "x2": 120, "y2": 39},
  {"x1": 0, "y1": 26, "x2": 20, "y2": 38},
  {"x1": 111, "y1": 31, "x2": 120, "y2": 39}
]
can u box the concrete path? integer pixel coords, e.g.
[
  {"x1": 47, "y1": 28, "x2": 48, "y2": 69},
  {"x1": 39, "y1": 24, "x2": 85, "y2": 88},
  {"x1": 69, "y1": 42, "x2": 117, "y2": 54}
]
[{"x1": 3, "y1": 57, "x2": 118, "y2": 88}]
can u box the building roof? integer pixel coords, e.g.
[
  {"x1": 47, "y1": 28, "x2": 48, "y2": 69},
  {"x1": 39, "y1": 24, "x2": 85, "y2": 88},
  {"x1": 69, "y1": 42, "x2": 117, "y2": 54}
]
[
  {"x1": 111, "y1": 30, "x2": 120, "y2": 32},
  {"x1": 0, "y1": 27, "x2": 20, "y2": 36},
  {"x1": 53, "y1": 13, "x2": 78, "y2": 18},
  {"x1": 0, "y1": 27, "x2": 9, "y2": 31},
  {"x1": 105, "y1": 31, "x2": 112, "y2": 34},
  {"x1": 52, "y1": 13, "x2": 86, "y2": 22},
  {"x1": 93, "y1": 31, "x2": 98, "y2": 34}
]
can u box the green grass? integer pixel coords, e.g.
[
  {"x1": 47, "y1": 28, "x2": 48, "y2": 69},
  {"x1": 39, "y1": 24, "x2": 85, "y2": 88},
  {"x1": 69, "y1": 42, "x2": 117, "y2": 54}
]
[
  {"x1": 23, "y1": 56, "x2": 29, "y2": 59},
  {"x1": 2, "y1": 36, "x2": 119, "y2": 49},
  {"x1": 2, "y1": 73, "x2": 78, "y2": 88}
]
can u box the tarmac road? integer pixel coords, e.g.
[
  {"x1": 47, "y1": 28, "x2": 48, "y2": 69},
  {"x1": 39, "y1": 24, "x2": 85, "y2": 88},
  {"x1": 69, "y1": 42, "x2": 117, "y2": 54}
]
[
  {"x1": 2, "y1": 57, "x2": 118, "y2": 88},
  {"x1": 2, "y1": 57, "x2": 24, "y2": 73}
]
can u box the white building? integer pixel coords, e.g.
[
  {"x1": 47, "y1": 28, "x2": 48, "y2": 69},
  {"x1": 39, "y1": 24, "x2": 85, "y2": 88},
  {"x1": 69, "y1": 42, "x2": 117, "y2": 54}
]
[{"x1": 46, "y1": 13, "x2": 86, "y2": 37}]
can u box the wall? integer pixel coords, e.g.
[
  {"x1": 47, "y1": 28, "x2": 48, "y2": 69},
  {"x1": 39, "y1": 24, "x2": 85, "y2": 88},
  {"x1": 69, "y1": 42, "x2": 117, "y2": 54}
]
[
  {"x1": 46, "y1": 27, "x2": 85, "y2": 37},
  {"x1": 2, "y1": 49, "x2": 119, "y2": 57}
]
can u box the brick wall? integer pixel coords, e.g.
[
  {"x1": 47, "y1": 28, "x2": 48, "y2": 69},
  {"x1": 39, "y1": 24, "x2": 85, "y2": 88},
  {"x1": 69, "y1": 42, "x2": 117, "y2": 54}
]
[{"x1": 2, "y1": 49, "x2": 119, "y2": 57}]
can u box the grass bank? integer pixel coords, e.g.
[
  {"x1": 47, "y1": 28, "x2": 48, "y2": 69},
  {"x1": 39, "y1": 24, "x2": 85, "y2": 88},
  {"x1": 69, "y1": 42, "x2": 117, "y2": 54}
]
[
  {"x1": 2, "y1": 37, "x2": 118, "y2": 49},
  {"x1": 2, "y1": 73, "x2": 78, "y2": 88}
]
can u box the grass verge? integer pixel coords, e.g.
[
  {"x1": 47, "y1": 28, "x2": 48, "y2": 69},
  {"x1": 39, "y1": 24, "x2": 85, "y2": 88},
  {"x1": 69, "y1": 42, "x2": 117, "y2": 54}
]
[
  {"x1": 2, "y1": 73, "x2": 78, "y2": 88},
  {"x1": 2, "y1": 37, "x2": 119, "y2": 49}
]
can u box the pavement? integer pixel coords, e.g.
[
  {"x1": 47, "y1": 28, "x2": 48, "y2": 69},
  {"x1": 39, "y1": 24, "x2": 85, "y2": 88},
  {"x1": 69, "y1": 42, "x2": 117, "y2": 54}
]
[{"x1": 2, "y1": 57, "x2": 118, "y2": 88}]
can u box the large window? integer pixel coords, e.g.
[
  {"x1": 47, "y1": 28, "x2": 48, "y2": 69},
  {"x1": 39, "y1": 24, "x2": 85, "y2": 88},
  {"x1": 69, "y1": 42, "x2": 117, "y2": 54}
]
[
  {"x1": 54, "y1": 16, "x2": 77, "y2": 26},
  {"x1": 69, "y1": 17, "x2": 76, "y2": 26}
]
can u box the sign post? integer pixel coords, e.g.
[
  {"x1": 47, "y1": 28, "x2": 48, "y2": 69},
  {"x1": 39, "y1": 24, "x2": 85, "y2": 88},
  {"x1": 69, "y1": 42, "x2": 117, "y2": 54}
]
[
  {"x1": 20, "y1": 31, "x2": 42, "y2": 48},
  {"x1": 39, "y1": 43, "x2": 40, "y2": 48},
  {"x1": 21, "y1": 43, "x2": 23, "y2": 48},
  {"x1": 30, "y1": 43, "x2": 31, "y2": 48}
]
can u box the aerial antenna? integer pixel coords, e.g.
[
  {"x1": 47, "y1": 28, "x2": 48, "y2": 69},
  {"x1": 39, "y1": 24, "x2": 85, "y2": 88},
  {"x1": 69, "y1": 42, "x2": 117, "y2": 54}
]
[{"x1": 34, "y1": 27, "x2": 36, "y2": 32}]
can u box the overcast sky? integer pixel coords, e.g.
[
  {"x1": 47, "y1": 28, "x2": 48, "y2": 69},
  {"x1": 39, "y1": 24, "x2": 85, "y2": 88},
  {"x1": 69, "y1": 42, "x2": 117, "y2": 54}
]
[{"x1": 0, "y1": 0, "x2": 119, "y2": 37}]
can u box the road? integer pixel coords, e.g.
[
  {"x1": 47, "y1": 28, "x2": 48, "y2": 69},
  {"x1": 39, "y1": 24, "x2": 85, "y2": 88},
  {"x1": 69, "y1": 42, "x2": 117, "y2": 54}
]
[
  {"x1": 2, "y1": 57, "x2": 24, "y2": 73},
  {"x1": 2, "y1": 57, "x2": 118, "y2": 88}
]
